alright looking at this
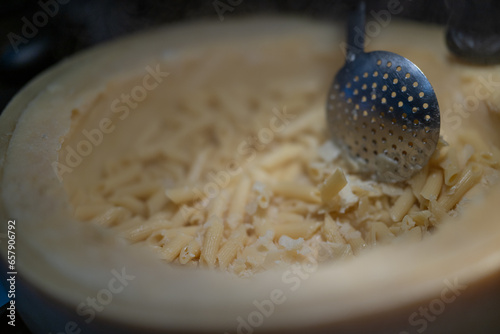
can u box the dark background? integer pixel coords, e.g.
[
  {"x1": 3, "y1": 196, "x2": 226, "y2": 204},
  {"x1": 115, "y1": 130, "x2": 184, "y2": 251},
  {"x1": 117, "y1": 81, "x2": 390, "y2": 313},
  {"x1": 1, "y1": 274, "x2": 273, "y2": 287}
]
[
  {"x1": 3, "y1": 0, "x2": 500, "y2": 114},
  {"x1": 2, "y1": 0, "x2": 500, "y2": 112},
  {"x1": 0, "y1": 0, "x2": 455, "y2": 114}
]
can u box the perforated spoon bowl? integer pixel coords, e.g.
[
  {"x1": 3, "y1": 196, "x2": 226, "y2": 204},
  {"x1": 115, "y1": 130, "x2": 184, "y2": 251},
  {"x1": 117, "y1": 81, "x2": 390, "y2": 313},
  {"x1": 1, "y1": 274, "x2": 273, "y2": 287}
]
[{"x1": 327, "y1": 2, "x2": 440, "y2": 182}]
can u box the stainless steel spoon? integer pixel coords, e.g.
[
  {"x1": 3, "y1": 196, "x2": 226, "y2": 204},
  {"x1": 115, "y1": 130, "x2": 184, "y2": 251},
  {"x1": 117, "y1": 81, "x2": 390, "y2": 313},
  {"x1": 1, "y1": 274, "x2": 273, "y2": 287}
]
[{"x1": 326, "y1": 2, "x2": 440, "y2": 182}]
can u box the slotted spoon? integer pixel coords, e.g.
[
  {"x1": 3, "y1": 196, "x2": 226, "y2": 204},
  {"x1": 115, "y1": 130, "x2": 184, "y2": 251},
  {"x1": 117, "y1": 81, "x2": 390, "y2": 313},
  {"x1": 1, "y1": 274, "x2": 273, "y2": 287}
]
[{"x1": 326, "y1": 2, "x2": 440, "y2": 182}]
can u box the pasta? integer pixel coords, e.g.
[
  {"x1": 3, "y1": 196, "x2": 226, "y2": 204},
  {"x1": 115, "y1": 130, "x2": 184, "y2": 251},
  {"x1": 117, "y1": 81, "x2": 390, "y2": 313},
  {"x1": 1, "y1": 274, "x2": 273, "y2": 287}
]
[
  {"x1": 74, "y1": 204, "x2": 113, "y2": 221},
  {"x1": 322, "y1": 214, "x2": 346, "y2": 244},
  {"x1": 367, "y1": 222, "x2": 395, "y2": 245},
  {"x1": 67, "y1": 67, "x2": 499, "y2": 277},
  {"x1": 259, "y1": 144, "x2": 303, "y2": 170},
  {"x1": 179, "y1": 239, "x2": 201, "y2": 265},
  {"x1": 100, "y1": 163, "x2": 141, "y2": 193},
  {"x1": 93, "y1": 207, "x2": 130, "y2": 227},
  {"x1": 165, "y1": 186, "x2": 202, "y2": 204},
  {"x1": 269, "y1": 182, "x2": 322, "y2": 203},
  {"x1": 337, "y1": 222, "x2": 366, "y2": 255},
  {"x1": 440, "y1": 148, "x2": 460, "y2": 186},
  {"x1": 146, "y1": 189, "x2": 169, "y2": 216},
  {"x1": 115, "y1": 181, "x2": 160, "y2": 198},
  {"x1": 408, "y1": 165, "x2": 428, "y2": 202},
  {"x1": 321, "y1": 168, "x2": 347, "y2": 204},
  {"x1": 420, "y1": 169, "x2": 444, "y2": 201},
  {"x1": 109, "y1": 196, "x2": 145, "y2": 216},
  {"x1": 227, "y1": 177, "x2": 252, "y2": 229},
  {"x1": 389, "y1": 187, "x2": 416, "y2": 223},
  {"x1": 267, "y1": 221, "x2": 321, "y2": 240},
  {"x1": 437, "y1": 163, "x2": 483, "y2": 211},
  {"x1": 200, "y1": 215, "x2": 224, "y2": 268},
  {"x1": 217, "y1": 225, "x2": 248, "y2": 269},
  {"x1": 160, "y1": 233, "x2": 194, "y2": 262}
]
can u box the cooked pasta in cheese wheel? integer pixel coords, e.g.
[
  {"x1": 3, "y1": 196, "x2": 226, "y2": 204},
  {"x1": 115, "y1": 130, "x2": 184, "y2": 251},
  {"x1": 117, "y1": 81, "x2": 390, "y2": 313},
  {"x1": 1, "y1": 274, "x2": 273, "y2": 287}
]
[{"x1": 53, "y1": 19, "x2": 500, "y2": 277}]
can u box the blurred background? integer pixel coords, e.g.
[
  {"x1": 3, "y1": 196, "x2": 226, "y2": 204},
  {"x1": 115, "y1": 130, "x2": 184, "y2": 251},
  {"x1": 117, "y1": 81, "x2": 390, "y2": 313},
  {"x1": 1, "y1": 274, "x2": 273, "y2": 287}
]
[
  {"x1": 0, "y1": 0, "x2": 455, "y2": 114},
  {"x1": 0, "y1": 0, "x2": 499, "y2": 332},
  {"x1": 4, "y1": 0, "x2": 500, "y2": 113}
]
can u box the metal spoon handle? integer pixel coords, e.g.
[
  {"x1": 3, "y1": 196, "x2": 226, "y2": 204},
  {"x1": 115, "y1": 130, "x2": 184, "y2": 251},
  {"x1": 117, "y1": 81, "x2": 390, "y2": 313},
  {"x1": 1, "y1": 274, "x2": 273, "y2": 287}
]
[{"x1": 346, "y1": 1, "x2": 366, "y2": 62}]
